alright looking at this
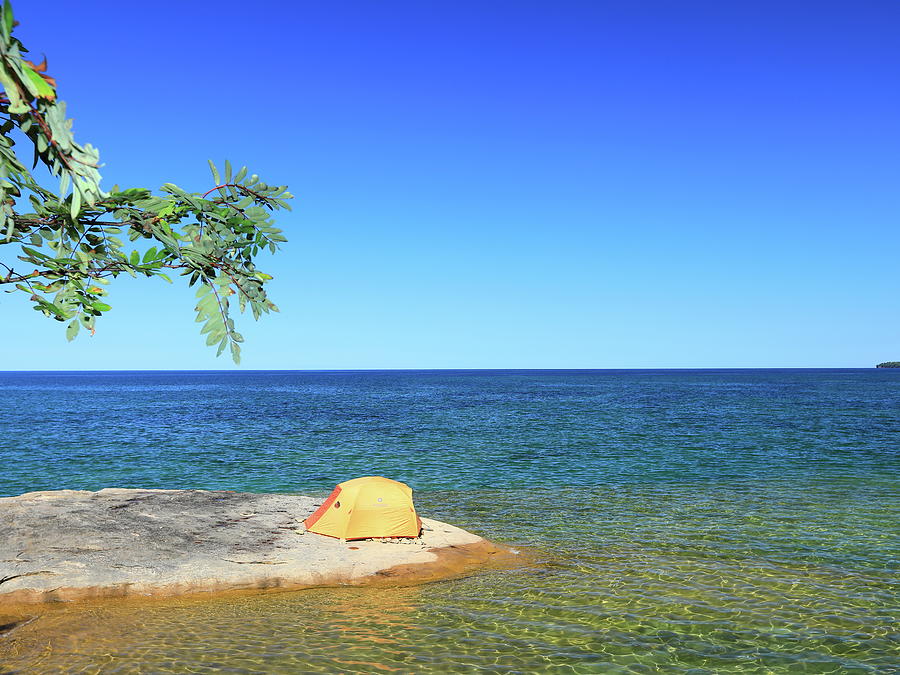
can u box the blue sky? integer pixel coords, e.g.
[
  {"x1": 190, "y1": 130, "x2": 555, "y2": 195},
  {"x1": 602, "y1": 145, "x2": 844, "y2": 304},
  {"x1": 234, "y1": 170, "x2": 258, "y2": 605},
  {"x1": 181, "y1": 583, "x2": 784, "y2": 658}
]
[{"x1": 2, "y1": 0, "x2": 898, "y2": 369}]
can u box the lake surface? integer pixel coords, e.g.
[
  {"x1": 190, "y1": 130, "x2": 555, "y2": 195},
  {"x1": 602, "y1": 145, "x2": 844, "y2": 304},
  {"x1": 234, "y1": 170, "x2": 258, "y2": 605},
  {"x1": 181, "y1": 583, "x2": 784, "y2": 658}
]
[{"x1": 1, "y1": 369, "x2": 897, "y2": 673}]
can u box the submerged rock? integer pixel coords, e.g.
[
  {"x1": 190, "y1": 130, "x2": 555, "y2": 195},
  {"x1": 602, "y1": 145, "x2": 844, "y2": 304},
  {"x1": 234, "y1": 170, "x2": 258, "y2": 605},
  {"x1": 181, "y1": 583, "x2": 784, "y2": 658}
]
[{"x1": 0, "y1": 488, "x2": 508, "y2": 605}]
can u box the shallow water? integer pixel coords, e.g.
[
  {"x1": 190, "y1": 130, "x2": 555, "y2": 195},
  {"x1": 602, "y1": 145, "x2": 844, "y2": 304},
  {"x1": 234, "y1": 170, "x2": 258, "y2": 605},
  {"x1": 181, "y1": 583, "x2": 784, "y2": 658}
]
[{"x1": 1, "y1": 370, "x2": 898, "y2": 672}]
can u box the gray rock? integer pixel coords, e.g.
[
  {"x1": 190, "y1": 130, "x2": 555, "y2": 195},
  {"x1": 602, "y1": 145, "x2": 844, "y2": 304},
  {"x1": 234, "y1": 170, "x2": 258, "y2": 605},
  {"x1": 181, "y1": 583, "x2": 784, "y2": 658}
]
[{"x1": 0, "y1": 488, "x2": 500, "y2": 605}]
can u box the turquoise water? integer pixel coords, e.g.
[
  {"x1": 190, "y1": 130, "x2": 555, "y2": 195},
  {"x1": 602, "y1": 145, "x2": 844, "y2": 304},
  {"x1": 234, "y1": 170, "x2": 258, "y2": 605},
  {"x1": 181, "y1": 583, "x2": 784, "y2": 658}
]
[{"x1": 1, "y1": 369, "x2": 898, "y2": 672}]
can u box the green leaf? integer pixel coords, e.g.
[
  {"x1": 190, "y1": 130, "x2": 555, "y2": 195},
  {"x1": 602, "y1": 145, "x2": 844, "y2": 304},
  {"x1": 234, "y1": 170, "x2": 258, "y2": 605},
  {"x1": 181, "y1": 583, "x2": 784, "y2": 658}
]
[
  {"x1": 36, "y1": 299, "x2": 67, "y2": 319},
  {"x1": 66, "y1": 319, "x2": 80, "y2": 342},
  {"x1": 2, "y1": 0, "x2": 13, "y2": 36},
  {"x1": 208, "y1": 160, "x2": 221, "y2": 185},
  {"x1": 91, "y1": 301, "x2": 112, "y2": 312},
  {"x1": 206, "y1": 328, "x2": 225, "y2": 346},
  {"x1": 23, "y1": 66, "x2": 56, "y2": 101},
  {"x1": 0, "y1": 71, "x2": 27, "y2": 113},
  {"x1": 197, "y1": 293, "x2": 218, "y2": 314},
  {"x1": 70, "y1": 184, "x2": 82, "y2": 219},
  {"x1": 20, "y1": 246, "x2": 50, "y2": 260}
]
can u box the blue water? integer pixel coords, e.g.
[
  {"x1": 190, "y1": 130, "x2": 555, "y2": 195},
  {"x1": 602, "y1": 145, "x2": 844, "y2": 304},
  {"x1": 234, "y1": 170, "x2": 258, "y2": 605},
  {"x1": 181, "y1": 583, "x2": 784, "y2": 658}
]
[{"x1": 1, "y1": 369, "x2": 898, "y2": 673}]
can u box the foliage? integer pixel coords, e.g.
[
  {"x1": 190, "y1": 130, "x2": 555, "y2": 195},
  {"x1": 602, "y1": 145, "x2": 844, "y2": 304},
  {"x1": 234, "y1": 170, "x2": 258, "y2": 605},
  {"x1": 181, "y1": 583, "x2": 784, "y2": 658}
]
[
  {"x1": 875, "y1": 362, "x2": 900, "y2": 368},
  {"x1": 0, "y1": 1, "x2": 291, "y2": 362}
]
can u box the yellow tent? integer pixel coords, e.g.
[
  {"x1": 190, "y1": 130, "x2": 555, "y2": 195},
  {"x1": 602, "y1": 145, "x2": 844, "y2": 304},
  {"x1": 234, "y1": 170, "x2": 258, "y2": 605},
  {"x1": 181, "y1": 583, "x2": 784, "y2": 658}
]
[{"x1": 303, "y1": 476, "x2": 422, "y2": 540}]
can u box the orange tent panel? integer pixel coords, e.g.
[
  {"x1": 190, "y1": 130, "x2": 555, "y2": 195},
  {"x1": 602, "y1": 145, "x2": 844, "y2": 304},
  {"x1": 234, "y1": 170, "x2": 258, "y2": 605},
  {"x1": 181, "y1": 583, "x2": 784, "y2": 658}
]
[{"x1": 304, "y1": 476, "x2": 422, "y2": 540}]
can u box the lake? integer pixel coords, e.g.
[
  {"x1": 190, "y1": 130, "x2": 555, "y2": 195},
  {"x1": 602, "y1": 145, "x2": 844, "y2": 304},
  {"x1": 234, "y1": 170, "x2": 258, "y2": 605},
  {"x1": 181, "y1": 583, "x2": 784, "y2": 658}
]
[{"x1": 1, "y1": 369, "x2": 897, "y2": 673}]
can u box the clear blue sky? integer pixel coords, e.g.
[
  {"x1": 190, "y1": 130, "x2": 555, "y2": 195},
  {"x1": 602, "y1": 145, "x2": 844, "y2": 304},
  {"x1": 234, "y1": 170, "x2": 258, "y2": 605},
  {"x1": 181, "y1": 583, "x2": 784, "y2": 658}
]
[{"x1": 2, "y1": 0, "x2": 898, "y2": 369}]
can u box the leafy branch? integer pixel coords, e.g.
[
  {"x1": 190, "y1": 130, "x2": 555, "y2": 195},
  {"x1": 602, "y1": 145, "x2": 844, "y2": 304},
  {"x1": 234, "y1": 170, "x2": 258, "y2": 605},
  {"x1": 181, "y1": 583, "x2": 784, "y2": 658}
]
[{"x1": 0, "y1": 1, "x2": 292, "y2": 362}]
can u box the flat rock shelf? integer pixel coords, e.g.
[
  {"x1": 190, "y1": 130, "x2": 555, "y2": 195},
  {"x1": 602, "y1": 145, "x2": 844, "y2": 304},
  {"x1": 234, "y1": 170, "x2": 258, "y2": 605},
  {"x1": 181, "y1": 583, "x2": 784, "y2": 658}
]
[{"x1": 0, "y1": 488, "x2": 511, "y2": 606}]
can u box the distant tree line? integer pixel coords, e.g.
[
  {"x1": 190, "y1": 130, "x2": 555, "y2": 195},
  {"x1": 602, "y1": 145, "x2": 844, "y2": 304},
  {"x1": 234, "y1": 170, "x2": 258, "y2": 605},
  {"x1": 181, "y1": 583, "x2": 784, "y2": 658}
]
[{"x1": 876, "y1": 362, "x2": 900, "y2": 368}]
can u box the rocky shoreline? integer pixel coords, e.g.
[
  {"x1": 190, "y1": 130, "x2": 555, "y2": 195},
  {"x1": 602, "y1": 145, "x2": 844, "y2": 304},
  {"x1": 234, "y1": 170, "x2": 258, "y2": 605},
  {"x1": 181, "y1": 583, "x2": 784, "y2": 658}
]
[{"x1": 0, "y1": 488, "x2": 512, "y2": 606}]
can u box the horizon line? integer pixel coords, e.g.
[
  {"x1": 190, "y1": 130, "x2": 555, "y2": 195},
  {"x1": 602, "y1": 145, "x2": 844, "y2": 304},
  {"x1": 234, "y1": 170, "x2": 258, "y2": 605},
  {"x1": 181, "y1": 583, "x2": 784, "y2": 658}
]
[{"x1": 0, "y1": 367, "x2": 889, "y2": 373}]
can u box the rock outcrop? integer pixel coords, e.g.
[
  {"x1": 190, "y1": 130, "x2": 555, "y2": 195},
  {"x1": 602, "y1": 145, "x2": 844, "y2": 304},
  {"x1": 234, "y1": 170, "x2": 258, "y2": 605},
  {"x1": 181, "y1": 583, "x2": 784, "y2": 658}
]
[{"x1": 0, "y1": 488, "x2": 507, "y2": 605}]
